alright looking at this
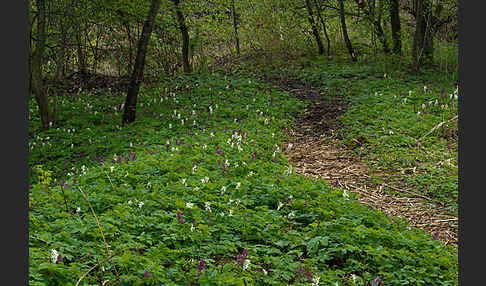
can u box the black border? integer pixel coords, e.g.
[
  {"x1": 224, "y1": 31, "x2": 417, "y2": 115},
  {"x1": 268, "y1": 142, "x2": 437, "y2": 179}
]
[
  {"x1": 2, "y1": 0, "x2": 29, "y2": 284},
  {"x1": 11, "y1": 0, "x2": 468, "y2": 284},
  {"x1": 459, "y1": 1, "x2": 481, "y2": 286}
]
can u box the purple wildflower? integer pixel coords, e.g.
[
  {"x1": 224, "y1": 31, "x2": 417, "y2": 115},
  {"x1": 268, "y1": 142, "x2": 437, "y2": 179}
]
[
  {"x1": 433, "y1": 232, "x2": 439, "y2": 240},
  {"x1": 144, "y1": 271, "x2": 151, "y2": 277},
  {"x1": 198, "y1": 259, "x2": 205, "y2": 272},
  {"x1": 286, "y1": 196, "x2": 292, "y2": 204},
  {"x1": 57, "y1": 255, "x2": 63, "y2": 264},
  {"x1": 306, "y1": 271, "x2": 312, "y2": 281},
  {"x1": 304, "y1": 200, "x2": 309, "y2": 207},
  {"x1": 374, "y1": 277, "x2": 382, "y2": 286}
]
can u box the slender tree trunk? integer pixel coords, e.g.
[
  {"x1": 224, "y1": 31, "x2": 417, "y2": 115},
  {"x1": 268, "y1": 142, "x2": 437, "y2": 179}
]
[
  {"x1": 339, "y1": 0, "x2": 357, "y2": 61},
  {"x1": 389, "y1": 0, "x2": 401, "y2": 55},
  {"x1": 305, "y1": 0, "x2": 324, "y2": 55},
  {"x1": 31, "y1": 0, "x2": 51, "y2": 129},
  {"x1": 373, "y1": 18, "x2": 390, "y2": 54},
  {"x1": 313, "y1": 0, "x2": 331, "y2": 56},
  {"x1": 76, "y1": 24, "x2": 87, "y2": 75},
  {"x1": 173, "y1": 0, "x2": 192, "y2": 73},
  {"x1": 122, "y1": 0, "x2": 162, "y2": 125},
  {"x1": 231, "y1": 0, "x2": 240, "y2": 57},
  {"x1": 412, "y1": 0, "x2": 434, "y2": 70}
]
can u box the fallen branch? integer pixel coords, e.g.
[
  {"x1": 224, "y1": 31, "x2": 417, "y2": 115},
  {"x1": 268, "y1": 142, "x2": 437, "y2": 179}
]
[
  {"x1": 104, "y1": 170, "x2": 117, "y2": 192},
  {"x1": 417, "y1": 115, "x2": 458, "y2": 142},
  {"x1": 75, "y1": 249, "x2": 125, "y2": 286},
  {"x1": 78, "y1": 187, "x2": 121, "y2": 285}
]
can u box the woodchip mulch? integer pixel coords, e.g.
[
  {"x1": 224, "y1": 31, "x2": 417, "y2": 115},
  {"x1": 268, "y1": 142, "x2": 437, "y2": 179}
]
[{"x1": 265, "y1": 73, "x2": 458, "y2": 246}]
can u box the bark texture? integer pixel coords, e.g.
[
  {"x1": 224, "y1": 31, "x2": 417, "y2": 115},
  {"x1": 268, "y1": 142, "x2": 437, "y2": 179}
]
[
  {"x1": 31, "y1": 0, "x2": 51, "y2": 129},
  {"x1": 305, "y1": 0, "x2": 324, "y2": 55},
  {"x1": 389, "y1": 0, "x2": 402, "y2": 55},
  {"x1": 173, "y1": 0, "x2": 192, "y2": 73},
  {"x1": 339, "y1": 0, "x2": 357, "y2": 61},
  {"x1": 412, "y1": 0, "x2": 434, "y2": 69},
  {"x1": 122, "y1": 0, "x2": 162, "y2": 125}
]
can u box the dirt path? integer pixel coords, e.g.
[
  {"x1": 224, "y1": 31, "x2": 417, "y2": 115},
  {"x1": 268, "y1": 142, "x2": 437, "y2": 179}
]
[{"x1": 265, "y1": 73, "x2": 458, "y2": 245}]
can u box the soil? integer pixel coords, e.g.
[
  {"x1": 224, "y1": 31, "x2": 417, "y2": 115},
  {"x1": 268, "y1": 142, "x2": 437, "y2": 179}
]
[{"x1": 263, "y1": 72, "x2": 458, "y2": 245}]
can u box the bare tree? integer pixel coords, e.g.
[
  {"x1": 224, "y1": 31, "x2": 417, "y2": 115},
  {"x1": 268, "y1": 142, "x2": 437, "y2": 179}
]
[
  {"x1": 122, "y1": 0, "x2": 162, "y2": 125},
  {"x1": 305, "y1": 0, "x2": 324, "y2": 55},
  {"x1": 231, "y1": 0, "x2": 240, "y2": 56},
  {"x1": 173, "y1": 0, "x2": 192, "y2": 73},
  {"x1": 313, "y1": 0, "x2": 331, "y2": 56},
  {"x1": 31, "y1": 0, "x2": 51, "y2": 129},
  {"x1": 389, "y1": 0, "x2": 401, "y2": 55},
  {"x1": 339, "y1": 0, "x2": 357, "y2": 61}
]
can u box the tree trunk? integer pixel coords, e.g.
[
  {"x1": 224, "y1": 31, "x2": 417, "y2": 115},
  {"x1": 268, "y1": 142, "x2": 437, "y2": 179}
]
[
  {"x1": 389, "y1": 0, "x2": 401, "y2": 55},
  {"x1": 231, "y1": 0, "x2": 240, "y2": 57},
  {"x1": 122, "y1": 0, "x2": 162, "y2": 125},
  {"x1": 173, "y1": 0, "x2": 192, "y2": 73},
  {"x1": 75, "y1": 24, "x2": 87, "y2": 75},
  {"x1": 31, "y1": 0, "x2": 51, "y2": 129},
  {"x1": 313, "y1": 0, "x2": 331, "y2": 56},
  {"x1": 412, "y1": 0, "x2": 434, "y2": 69},
  {"x1": 373, "y1": 18, "x2": 390, "y2": 54},
  {"x1": 305, "y1": 0, "x2": 324, "y2": 55},
  {"x1": 339, "y1": 0, "x2": 357, "y2": 61}
]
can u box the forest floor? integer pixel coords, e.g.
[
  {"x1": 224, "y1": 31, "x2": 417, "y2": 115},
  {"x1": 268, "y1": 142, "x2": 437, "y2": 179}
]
[
  {"x1": 261, "y1": 70, "x2": 458, "y2": 245},
  {"x1": 29, "y1": 56, "x2": 458, "y2": 285}
]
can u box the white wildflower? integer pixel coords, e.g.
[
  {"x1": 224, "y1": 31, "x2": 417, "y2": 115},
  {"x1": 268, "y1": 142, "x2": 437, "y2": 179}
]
[
  {"x1": 146, "y1": 182, "x2": 152, "y2": 189},
  {"x1": 228, "y1": 209, "x2": 233, "y2": 216},
  {"x1": 262, "y1": 269, "x2": 268, "y2": 275},
  {"x1": 194, "y1": 186, "x2": 199, "y2": 192},
  {"x1": 169, "y1": 123, "x2": 172, "y2": 129},
  {"x1": 243, "y1": 259, "x2": 251, "y2": 270},
  {"x1": 186, "y1": 202, "x2": 194, "y2": 209},
  {"x1": 76, "y1": 207, "x2": 81, "y2": 213},
  {"x1": 277, "y1": 202, "x2": 284, "y2": 210},
  {"x1": 287, "y1": 211, "x2": 295, "y2": 219},
  {"x1": 50, "y1": 249, "x2": 59, "y2": 263},
  {"x1": 236, "y1": 182, "x2": 241, "y2": 189},
  {"x1": 312, "y1": 276, "x2": 320, "y2": 286},
  {"x1": 284, "y1": 165, "x2": 293, "y2": 175},
  {"x1": 191, "y1": 224, "x2": 195, "y2": 232},
  {"x1": 205, "y1": 202, "x2": 211, "y2": 212},
  {"x1": 221, "y1": 186, "x2": 227, "y2": 194},
  {"x1": 182, "y1": 178, "x2": 187, "y2": 186},
  {"x1": 138, "y1": 201, "x2": 144, "y2": 208},
  {"x1": 287, "y1": 143, "x2": 293, "y2": 151},
  {"x1": 220, "y1": 212, "x2": 225, "y2": 217},
  {"x1": 343, "y1": 190, "x2": 349, "y2": 198}
]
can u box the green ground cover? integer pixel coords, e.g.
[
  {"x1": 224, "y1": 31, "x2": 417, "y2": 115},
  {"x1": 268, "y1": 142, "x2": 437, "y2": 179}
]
[
  {"x1": 249, "y1": 57, "x2": 458, "y2": 214},
  {"x1": 29, "y1": 69, "x2": 457, "y2": 285}
]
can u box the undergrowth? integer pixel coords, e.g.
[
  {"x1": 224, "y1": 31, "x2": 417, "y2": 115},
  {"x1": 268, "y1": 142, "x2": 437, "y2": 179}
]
[
  {"x1": 29, "y1": 72, "x2": 457, "y2": 285},
  {"x1": 249, "y1": 57, "x2": 458, "y2": 214}
]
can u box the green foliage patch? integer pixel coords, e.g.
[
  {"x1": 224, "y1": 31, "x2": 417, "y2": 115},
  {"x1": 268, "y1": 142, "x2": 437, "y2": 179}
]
[{"x1": 29, "y1": 73, "x2": 457, "y2": 285}]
